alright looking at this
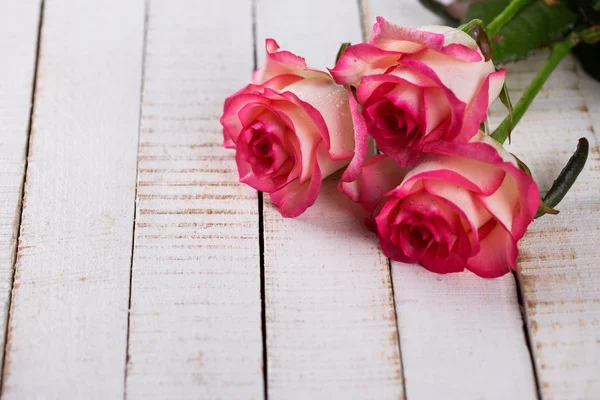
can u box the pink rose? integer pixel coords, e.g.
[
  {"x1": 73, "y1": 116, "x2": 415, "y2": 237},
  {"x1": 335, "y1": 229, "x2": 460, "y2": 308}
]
[
  {"x1": 221, "y1": 39, "x2": 356, "y2": 217},
  {"x1": 342, "y1": 132, "x2": 539, "y2": 278},
  {"x1": 330, "y1": 17, "x2": 506, "y2": 167}
]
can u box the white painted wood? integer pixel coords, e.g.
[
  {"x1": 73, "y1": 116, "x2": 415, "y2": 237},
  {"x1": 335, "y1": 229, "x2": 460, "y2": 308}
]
[
  {"x1": 362, "y1": 1, "x2": 538, "y2": 399},
  {"x1": 0, "y1": 1, "x2": 145, "y2": 398},
  {"x1": 0, "y1": 0, "x2": 41, "y2": 369},
  {"x1": 257, "y1": 1, "x2": 404, "y2": 399},
  {"x1": 124, "y1": 1, "x2": 264, "y2": 399},
  {"x1": 487, "y1": 53, "x2": 600, "y2": 400}
]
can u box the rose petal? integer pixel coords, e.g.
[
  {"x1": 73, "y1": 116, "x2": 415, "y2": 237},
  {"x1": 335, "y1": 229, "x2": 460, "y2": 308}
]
[
  {"x1": 340, "y1": 154, "x2": 408, "y2": 213},
  {"x1": 340, "y1": 92, "x2": 370, "y2": 183},
  {"x1": 370, "y1": 17, "x2": 445, "y2": 52},
  {"x1": 424, "y1": 179, "x2": 492, "y2": 231},
  {"x1": 329, "y1": 43, "x2": 401, "y2": 86},
  {"x1": 401, "y1": 50, "x2": 496, "y2": 105},
  {"x1": 270, "y1": 144, "x2": 324, "y2": 218},
  {"x1": 254, "y1": 39, "x2": 330, "y2": 84},
  {"x1": 466, "y1": 221, "x2": 517, "y2": 278},
  {"x1": 285, "y1": 78, "x2": 355, "y2": 161},
  {"x1": 393, "y1": 152, "x2": 506, "y2": 197},
  {"x1": 398, "y1": 58, "x2": 466, "y2": 139},
  {"x1": 419, "y1": 25, "x2": 479, "y2": 50}
]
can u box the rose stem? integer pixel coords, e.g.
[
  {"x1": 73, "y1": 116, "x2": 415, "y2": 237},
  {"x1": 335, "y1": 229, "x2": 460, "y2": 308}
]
[
  {"x1": 486, "y1": 0, "x2": 534, "y2": 37},
  {"x1": 490, "y1": 35, "x2": 576, "y2": 144}
]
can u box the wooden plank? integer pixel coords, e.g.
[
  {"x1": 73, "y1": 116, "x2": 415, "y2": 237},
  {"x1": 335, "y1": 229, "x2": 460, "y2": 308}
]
[
  {"x1": 361, "y1": 1, "x2": 539, "y2": 399},
  {"x1": 0, "y1": 0, "x2": 41, "y2": 368},
  {"x1": 0, "y1": 1, "x2": 145, "y2": 398},
  {"x1": 124, "y1": 1, "x2": 264, "y2": 399},
  {"x1": 489, "y1": 54, "x2": 600, "y2": 400},
  {"x1": 256, "y1": 1, "x2": 405, "y2": 399}
]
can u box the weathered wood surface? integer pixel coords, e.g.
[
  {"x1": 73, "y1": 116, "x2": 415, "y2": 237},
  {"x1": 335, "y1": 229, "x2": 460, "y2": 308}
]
[
  {"x1": 0, "y1": 0, "x2": 596, "y2": 399},
  {"x1": 490, "y1": 54, "x2": 600, "y2": 400},
  {"x1": 0, "y1": 1, "x2": 145, "y2": 398},
  {"x1": 0, "y1": 0, "x2": 41, "y2": 369},
  {"x1": 363, "y1": 1, "x2": 539, "y2": 399},
  {"x1": 256, "y1": 1, "x2": 405, "y2": 399},
  {"x1": 125, "y1": 1, "x2": 264, "y2": 399}
]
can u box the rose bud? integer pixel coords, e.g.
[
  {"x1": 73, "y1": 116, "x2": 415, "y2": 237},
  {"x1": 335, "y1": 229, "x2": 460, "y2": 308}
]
[
  {"x1": 342, "y1": 131, "x2": 539, "y2": 278},
  {"x1": 330, "y1": 17, "x2": 506, "y2": 167},
  {"x1": 221, "y1": 39, "x2": 356, "y2": 217}
]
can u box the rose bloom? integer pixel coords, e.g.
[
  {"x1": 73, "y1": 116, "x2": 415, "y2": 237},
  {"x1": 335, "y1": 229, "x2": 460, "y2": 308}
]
[
  {"x1": 341, "y1": 132, "x2": 539, "y2": 278},
  {"x1": 221, "y1": 39, "x2": 356, "y2": 217},
  {"x1": 330, "y1": 17, "x2": 506, "y2": 167}
]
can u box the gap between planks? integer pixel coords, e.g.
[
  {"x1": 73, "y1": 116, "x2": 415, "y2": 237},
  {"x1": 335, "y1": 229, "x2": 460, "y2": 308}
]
[
  {"x1": 0, "y1": 0, "x2": 45, "y2": 389},
  {"x1": 251, "y1": 1, "x2": 270, "y2": 397},
  {"x1": 123, "y1": 0, "x2": 150, "y2": 398}
]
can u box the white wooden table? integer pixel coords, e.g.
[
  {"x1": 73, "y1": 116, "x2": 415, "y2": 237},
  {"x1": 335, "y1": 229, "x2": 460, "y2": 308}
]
[{"x1": 0, "y1": 0, "x2": 599, "y2": 399}]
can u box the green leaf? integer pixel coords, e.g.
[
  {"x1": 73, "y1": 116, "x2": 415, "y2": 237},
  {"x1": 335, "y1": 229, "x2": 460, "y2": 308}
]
[
  {"x1": 336, "y1": 42, "x2": 351, "y2": 64},
  {"x1": 465, "y1": 0, "x2": 509, "y2": 25},
  {"x1": 480, "y1": 121, "x2": 487, "y2": 133},
  {"x1": 464, "y1": 0, "x2": 579, "y2": 64},
  {"x1": 418, "y1": 0, "x2": 461, "y2": 24},
  {"x1": 535, "y1": 137, "x2": 589, "y2": 218},
  {"x1": 498, "y1": 82, "x2": 514, "y2": 141},
  {"x1": 537, "y1": 199, "x2": 560, "y2": 216},
  {"x1": 512, "y1": 153, "x2": 532, "y2": 176}
]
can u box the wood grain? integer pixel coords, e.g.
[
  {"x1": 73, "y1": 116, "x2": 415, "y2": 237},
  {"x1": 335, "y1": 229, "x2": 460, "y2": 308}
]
[
  {"x1": 489, "y1": 53, "x2": 600, "y2": 400},
  {"x1": 0, "y1": 0, "x2": 41, "y2": 370},
  {"x1": 124, "y1": 1, "x2": 264, "y2": 399},
  {"x1": 256, "y1": 1, "x2": 404, "y2": 399},
  {"x1": 362, "y1": 1, "x2": 539, "y2": 399},
  {"x1": 0, "y1": 1, "x2": 145, "y2": 398}
]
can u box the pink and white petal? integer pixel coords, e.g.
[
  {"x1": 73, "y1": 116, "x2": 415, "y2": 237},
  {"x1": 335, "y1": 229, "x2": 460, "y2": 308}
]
[
  {"x1": 340, "y1": 154, "x2": 408, "y2": 213},
  {"x1": 254, "y1": 39, "x2": 330, "y2": 84},
  {"x1": 264, "y1": 89, "x2": 327, "y2": 184},
  {"x1": 237, "y1": 154, "x2": 280, "y2": 193},
  {"x1": 455, "y1": 68, "x2": 506, "y2": 142},
  {"x1": 419, "y1": 25, "x2": 479, "y2": 49},
  {"x1": 402, "y1": 50, "x2": 496, "y2": 105},
  {"x1": 269, "y1": 153, "x2": 323, "y2": 218},
  {"x1": 286, "y1": 79, "x2": 355, "y2": 160},
  {"x1": 385, "y1": 83, "x2": 423, "y2": 123},
  {"x1": 439, "y1": 43, "x2": 482, "y2": 62},
  {"x1": 259, "y1": 74, "x2": 305, "y2": 91},
  {"x1": 221, "y1": 94, "x2": 269, "y2": 146},
  {"x1": 315, "y1": 141, "x2": 350, "y2": 180},
  {"x1": 422, "y1": 88, "x2": 451, "y2": 136},
  {"x1": 276, "y1": 87, "x2": 330, "y2": 147},
  {"x1": 400, "y1": 151, "x2": 506, "y2": 196},
  {"x1": 507, "y1": 164, "x2": 539, "y2": 240},
  {"x1": 466, "y1": 222, "x2": 517, "y2": 278},
  {"x1": 398, "y1": 58, "x2": 466, "y2": 139},
  {"x1": 450, "y1": 132, "x2": 539, "y2": 239},
  {"x1": 370, "y1": 17, "x2": 445, "y2": 52},
  {"x1": 488, "y1": 68, "x2": 506, "y2": 105},
  {"x1": 379, "y1": 67, "x2": 438, "y2": 89},
  {"x1": 328, "y1": 43, "x2": 401, "y2": 86},
  {"x1": 424, "y1": 179, "x2": 492, "y2": 230},
  {"x1": 454, "y1": 73, "x2": 492, "y2": 143},
  {"x1": 341, "y1": 92, "x2": 370, "y2": 183},
  {"x1": 478, "y1": 174, "x2": 518, "y2": 234}
]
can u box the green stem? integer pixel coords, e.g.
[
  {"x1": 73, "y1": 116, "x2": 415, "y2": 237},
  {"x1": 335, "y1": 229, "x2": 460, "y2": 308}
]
[
  {"x1": 486, "y1": 0, "x2": 534, "y2": 37},
  {"x1": 490, "y1": 35, "x2": 576, "y2": 144}
]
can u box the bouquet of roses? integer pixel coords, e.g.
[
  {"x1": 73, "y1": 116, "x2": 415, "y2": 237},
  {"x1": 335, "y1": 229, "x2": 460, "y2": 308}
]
[{"x1": 220, "y1": 1, "x2": 597, "y2": 278}]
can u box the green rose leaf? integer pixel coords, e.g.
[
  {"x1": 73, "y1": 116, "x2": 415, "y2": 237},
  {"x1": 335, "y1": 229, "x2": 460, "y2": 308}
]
[{"x1": 464, "y1": 0, "x2": 579, "y2": 64}]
